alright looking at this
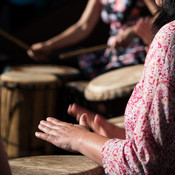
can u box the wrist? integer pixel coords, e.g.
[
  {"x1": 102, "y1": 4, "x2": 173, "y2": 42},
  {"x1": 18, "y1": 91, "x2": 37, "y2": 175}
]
[
  {"x1": 129, "y1": 26, "x2": 136, "y2": 36},
  {"x1": 72, "y1": 129, "x2": 90, "y2": 152},
  {"x1": 78, "y1": 131, "x2": 109, "y2": 165}
]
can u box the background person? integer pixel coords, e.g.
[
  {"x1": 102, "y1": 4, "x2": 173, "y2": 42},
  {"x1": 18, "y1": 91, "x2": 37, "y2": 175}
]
[{"x1": 28, "y1": 0, "x2": 158, "y2": 79}]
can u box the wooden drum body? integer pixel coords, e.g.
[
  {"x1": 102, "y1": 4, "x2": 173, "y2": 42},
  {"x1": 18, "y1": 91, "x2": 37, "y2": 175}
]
[
  {"x1": 65, "y1": 80, "x2": 89, "y2": 108},
  {"x1": 7, "y1": 64, "x2": 81, "y2": 121},
  {"x1": 85, "y1": 65, "x2": 144, "y2": 118},
  {"x1": 9, "y1": 155, "x2": 105, "y2": 175},
  {"x1": 0, "y1": 72, "x2": 61, "y2": 158}
]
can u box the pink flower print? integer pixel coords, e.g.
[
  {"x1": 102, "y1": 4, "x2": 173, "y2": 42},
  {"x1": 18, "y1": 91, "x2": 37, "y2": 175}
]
[{"x1": 114, "y1": 0, "x2": 127, "y2": 12}]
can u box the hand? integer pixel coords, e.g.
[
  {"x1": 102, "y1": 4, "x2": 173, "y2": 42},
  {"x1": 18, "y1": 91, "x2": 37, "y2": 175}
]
[
  {"x1": 35, "y1": 114, "x2": 110, "y2": 165},
  {"x1": 27, "y1": 42, "x2": 51, "y2": 62},
  {"x1": 108, "y1": 27, "x2": 135, "y2": 48},
  {"x1": 68, "y1": 104, "x2": 107, "y2": 136},
  {"x1": 68, "y1": 104, "x2": 125, "y2": 139},
  {"x1": 134, "y1": 17, "x2": 153, "y2": 45},
  {"x1": 35, "y1": 114, "x2": 90, "y2": 152}
]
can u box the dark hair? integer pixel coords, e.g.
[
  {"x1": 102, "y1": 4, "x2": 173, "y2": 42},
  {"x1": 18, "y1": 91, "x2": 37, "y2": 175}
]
[{"x1": 153, "y1": 0, "x2": 175, "y2": 35}]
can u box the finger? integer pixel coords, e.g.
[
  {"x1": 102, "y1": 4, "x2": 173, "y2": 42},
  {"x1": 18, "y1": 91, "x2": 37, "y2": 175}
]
[
  {"x1": 94, "y1": 114, "x2": 101, "y2": 129},
  {"x1": 38, "y1": 123, "x2": 59, "y2": 136},
  {"x1": 46, "y1": 117, "x2": 62, "y2": 125},
  {"x1": 27, "y1": 50, "x2": 40, "y2": 62},
  {"x1": 67, "y1": 104, "x2": 72, "y2": 115},
  {"x1": 89, "y1": 114, "x2": 103, "y2": 134},
  {"x1": 46, "y1": 117, "x2": 74, "y2": 129},
  {"x1": 40, "y1": 120, "x2": 58, "y2": 129},
  {"x1": 74, "y1": 104, "x2": 97, "y2": 122},
  {"x1": 35, "y1": 132, "x2": 56, "y2": 145},
  {"x1": 67, "y1": 104, "x2": 77, "y2": 118},
  {"x1": 27, "y1": 49, "x2": 34, "y2": 58},
  {"x1": 79, "y1": 113, "x2": 88, "y2": 127},
  {"x1": 94, "y1": 114, "x2": 107, "y2": 131},
  {"x1": 68, "y1": 103, "x2": 83, "y2": 121},
  {"x1": 31, "y1": 43, "x2": 42, "y2": 50}
]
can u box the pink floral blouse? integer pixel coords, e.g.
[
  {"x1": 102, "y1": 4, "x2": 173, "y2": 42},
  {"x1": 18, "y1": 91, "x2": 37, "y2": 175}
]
[{"x1": 102, "y1": 20, "x2": 175, "y2": 174}]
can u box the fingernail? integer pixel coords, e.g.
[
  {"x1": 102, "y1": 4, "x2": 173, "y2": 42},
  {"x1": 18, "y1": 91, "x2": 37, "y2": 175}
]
[
  {"x1": 47, "y1": 117, "x2": 52, "y2": 121},
  {"x1": 40, "y1": 120, "x2": 44, "y2": 124},
  {"x1": 35, "y1": 132, "x2": 39, "y2": 136},
  {"x1": 68, "y1": 105, "x2": 71, "y2": 111}
]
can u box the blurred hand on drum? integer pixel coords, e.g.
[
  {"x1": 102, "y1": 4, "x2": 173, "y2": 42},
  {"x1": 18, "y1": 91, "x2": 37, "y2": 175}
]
[
  {"x1": 27, "y1": 41, "x2": 52, "y2": 62},
  {"x1": 67, "y1": 103, "x2": 125, "y2": 139},
  {"x1": 134, "y1": 17, "x2": 153, "y2": 46},
  {"x1": 108, "y1": 26, "x2": 136, "y2": 48}
]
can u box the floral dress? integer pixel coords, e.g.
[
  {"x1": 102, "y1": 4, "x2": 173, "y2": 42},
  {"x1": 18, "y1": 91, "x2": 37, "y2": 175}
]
[
  {"x1": 79, "y1": 0, "x2": 150, "y2": 79},
  {"x1": 102, "y1": 20, "x2": 175, "y2": 174}
]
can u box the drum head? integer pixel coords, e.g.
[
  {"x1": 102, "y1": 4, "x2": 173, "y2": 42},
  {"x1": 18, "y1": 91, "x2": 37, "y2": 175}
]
[
  {"x1": 85, "y1": 65, "x2": 144, "y2": 101},
  {"x1": 9, "y1": 155, "x2": 105, "y2": 175},
  {"x1": 66, "y1": 81, "x2": 89, "y2": 93},
  {"x1": 0, "y1": 71, "x2": 61, "y2": 88},
  {"x1": 9, "y1": 65, "x2": 80, "y2": 77}
]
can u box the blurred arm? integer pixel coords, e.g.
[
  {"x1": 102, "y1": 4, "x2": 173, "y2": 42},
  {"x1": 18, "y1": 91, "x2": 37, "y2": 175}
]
[{"x1": 44, "y1": 0, "x2": 102, "y2": 52}]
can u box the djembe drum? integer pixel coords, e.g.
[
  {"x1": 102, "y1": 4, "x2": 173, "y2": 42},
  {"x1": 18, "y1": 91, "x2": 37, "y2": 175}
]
[
  {"x1": 65, "y1": 80, "x2": 89, "y2": 108},
  {"x1": 85, "y1": 65, "x2": 144, "y2": 118},
  {"x1": 7, "y1": 64, "x2": 81, "y2": 121},
  {"x1": 0, "y1": 71, "x2": 61, "y2": 158},
  {"x1": 9, "y1": 155, "x2": 105, "y2": 175}
]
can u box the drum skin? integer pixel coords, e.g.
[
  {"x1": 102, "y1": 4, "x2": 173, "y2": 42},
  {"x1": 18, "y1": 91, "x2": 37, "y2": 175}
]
[
  {"x1": 84, "y1": 65, "x2": 144, "y2": 117},
  {"x1": 8, "y1": 64, "x2": 80, "y2": 84},
  {"x1": 0, "y1": 72, "x2": 61, "y2": 158},
  {"x1": 85, "y1": 65, "x2": 144, "y2": 101},
  {"x1": 9, "y1": 155, "x2": 105, "y2": 175}
]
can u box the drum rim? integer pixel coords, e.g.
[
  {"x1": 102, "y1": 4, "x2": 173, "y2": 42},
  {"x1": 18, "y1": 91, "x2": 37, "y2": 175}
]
[
  {"x1": 9, "y1": 155, "x2": 105, "y2": 175},
  {"x1": 8, "y1": 64, "x2": 80, "y2": 77},
  {"x1": 0, "y1": 71, "x2": 61, "y2": 89}
]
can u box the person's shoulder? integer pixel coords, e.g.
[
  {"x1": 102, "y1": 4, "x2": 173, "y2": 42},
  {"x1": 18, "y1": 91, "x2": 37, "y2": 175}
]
[
  {"x1": 157, "y1": 20, "x2": 175, "y2": 38},
  {"x1": 162, "y1": 20, "x2": 175, "y2": 31},
  {"x1": 154, "y1": 20, "x2": 175, "y2": 46}
]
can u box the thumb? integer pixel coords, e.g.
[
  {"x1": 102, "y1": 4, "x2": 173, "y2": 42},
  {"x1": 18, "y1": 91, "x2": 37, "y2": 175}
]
[
  {"x1": 79, "y1": 113, "x2": 88, "y2": 128},
  {"x1": 94, "y1": 114, "x2": 101, "y2": 128},
  {"x1": 94, "y1": 114, "x2": 107, "y2": 131}
]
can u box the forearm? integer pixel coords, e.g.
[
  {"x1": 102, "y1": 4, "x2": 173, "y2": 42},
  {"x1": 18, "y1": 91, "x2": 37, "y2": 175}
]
[
  {"x1": 144, "y1": 0, "x2": 158, "y2": 15},
  {"x1": 44, "y1": 22, "x2": 91, "y2": 52},
  {"x1": 44, "y1": 0, "x2": 101, "y2": 53},
  {"x1": 78, "y1": 131, "x2": 109, "y2": 166}
]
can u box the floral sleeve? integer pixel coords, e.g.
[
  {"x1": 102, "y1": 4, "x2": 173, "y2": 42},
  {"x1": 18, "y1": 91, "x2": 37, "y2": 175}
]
[{"x1": 102, "y1": 21, "x2": 175, "y2": 174}]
